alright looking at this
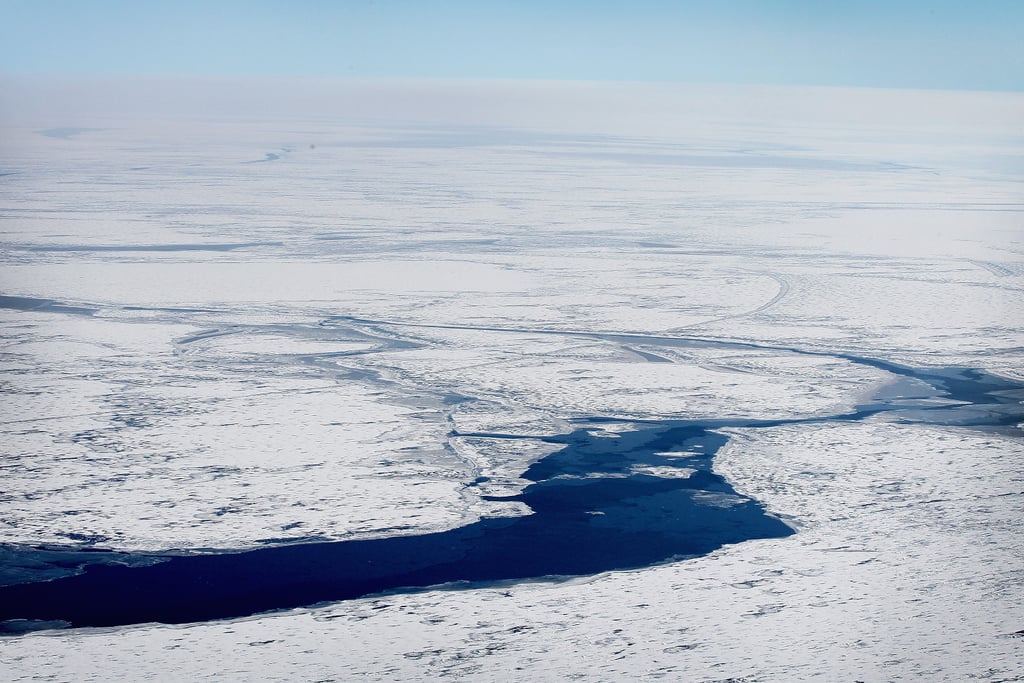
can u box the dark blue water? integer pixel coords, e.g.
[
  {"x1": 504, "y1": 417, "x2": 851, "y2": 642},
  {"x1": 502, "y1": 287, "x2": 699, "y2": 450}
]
[
  {"x1": 1, "y1": 322, "x2": 1021, "y2": 632},
  {"x1": 0, "y1": 422, "x2": 792, "y2": 630}
]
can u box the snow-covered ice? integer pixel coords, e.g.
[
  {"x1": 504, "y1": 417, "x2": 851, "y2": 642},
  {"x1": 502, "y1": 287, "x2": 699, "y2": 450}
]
[{"x1": 1, "y1": 77, "x2": 1022, "y2": 680}]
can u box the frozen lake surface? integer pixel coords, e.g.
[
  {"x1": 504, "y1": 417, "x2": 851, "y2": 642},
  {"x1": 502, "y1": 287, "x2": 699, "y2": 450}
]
[{"x1": 1, "y1": 77, "x2": 1022, "y2": 680}]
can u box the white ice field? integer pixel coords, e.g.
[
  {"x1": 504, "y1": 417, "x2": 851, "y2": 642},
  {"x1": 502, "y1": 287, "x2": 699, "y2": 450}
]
[{"x1": 1, "y1": 77, "x2": 1022, "y2": 680}]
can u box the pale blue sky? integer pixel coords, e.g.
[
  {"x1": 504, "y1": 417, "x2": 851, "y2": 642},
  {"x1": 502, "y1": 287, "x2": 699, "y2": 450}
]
[{"x1": 1, "y1": 0, "x2": 1021, "y2": 91}]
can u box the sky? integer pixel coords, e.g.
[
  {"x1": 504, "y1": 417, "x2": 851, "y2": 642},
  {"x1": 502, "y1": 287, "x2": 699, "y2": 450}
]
[{"x1": 0, "y1": 0, "x2": 1022, "y2": 91}]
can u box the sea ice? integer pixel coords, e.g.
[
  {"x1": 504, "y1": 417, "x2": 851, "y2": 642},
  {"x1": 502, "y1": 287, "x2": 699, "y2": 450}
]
[{"x1": 1, "y1": 77, "x2": 1021, "y2": 680}]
